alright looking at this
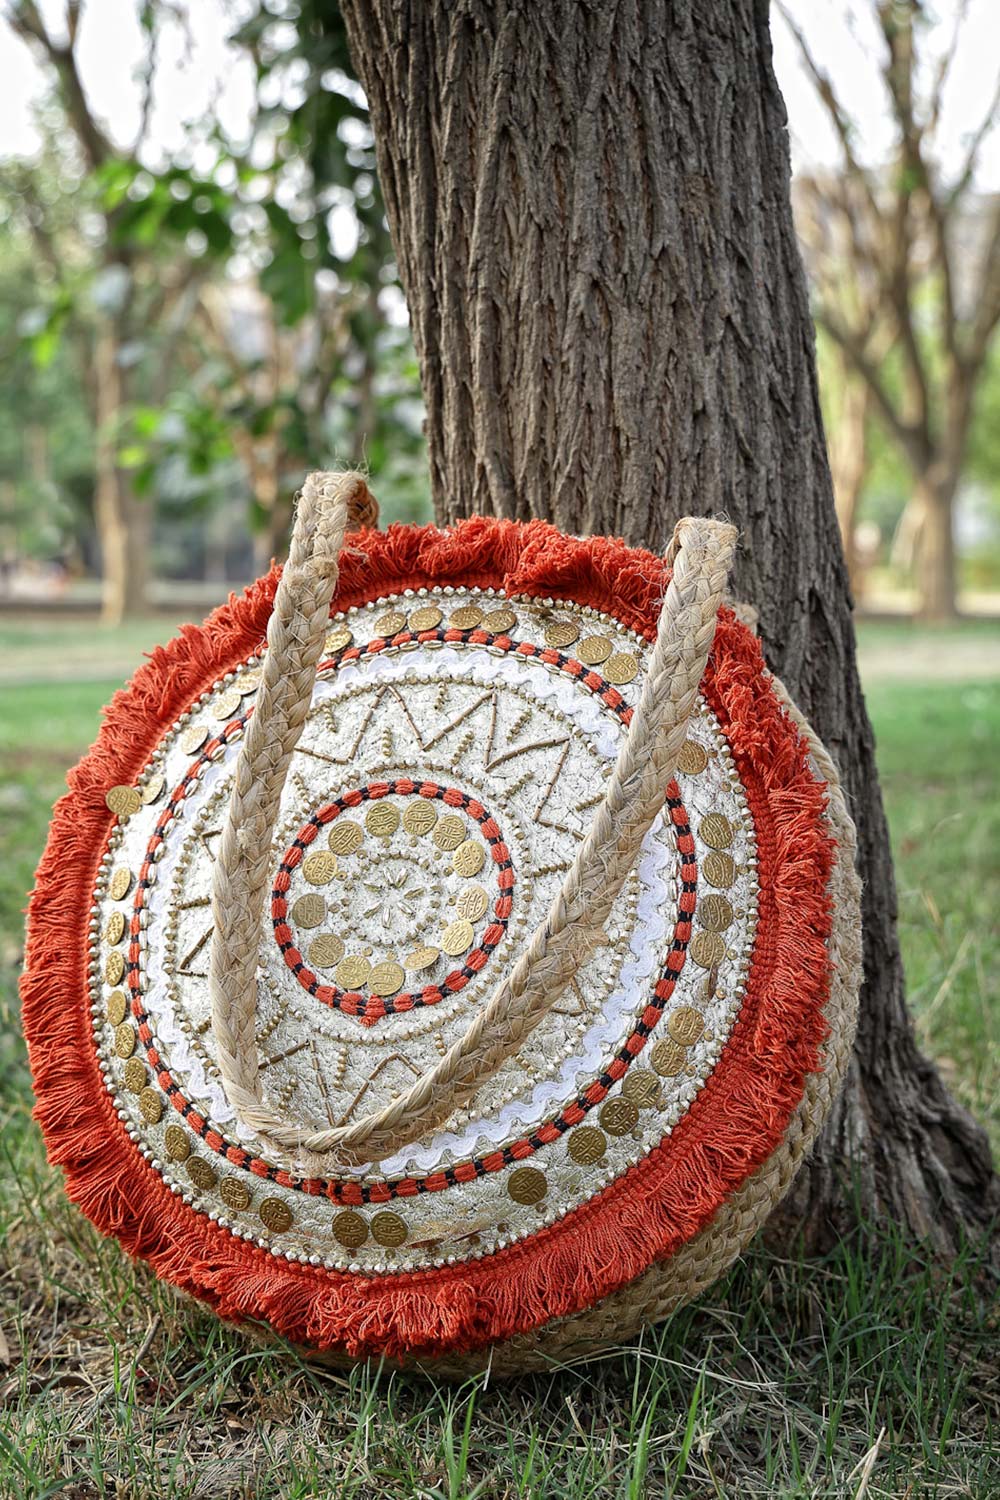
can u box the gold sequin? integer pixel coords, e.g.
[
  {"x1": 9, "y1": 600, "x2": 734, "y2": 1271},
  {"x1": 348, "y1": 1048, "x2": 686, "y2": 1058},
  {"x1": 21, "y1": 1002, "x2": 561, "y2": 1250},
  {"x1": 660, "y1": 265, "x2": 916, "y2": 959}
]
[
  {"x1": 668, "y1": 1006, "x2": 705, "y2": 1046},
  {"x1": 105, "y1": 784, "x2": 141, "y2": 817},
  {"x1": 441, "y1": 917, "x2": 474, "y2": 956},
  {"x1": 568, "y1": 1126, "x2": 606, "y2": 1164},
  {"x1": 402, "y1": 800, "x2": 438, "y2": 837},
  {"x1": 455, "y1": 884, "x2": 489, "y2": 923},
  {"x1": 405, "y1": 945, "x2": 439, "y2": 971},
  {"x1": 164, "y1": 1124, "x2": 190, "y2": 1161},
  {"x1": 141, "y1": 773, "x2": 165, "y2": 804},
  {"x1": 371, "y1": 1211, "x2": 408, "y2": 1247},
  {"x1": 369, "y1": 960, "x2": 404, "y2": 997},
  {"x1": 290, "y1": 893, "x2": 325, "y2": 929},
  {"x1": 187, "y1": 1157, "x2": 217, "y2": 1190},
  {"x1": 105, "y1": 951, "x2": 125, "y2": 986},
  {"x1": 576, "y1": 635, "x2": 613, "y2": 665},
  {"x1": 651, "y1": 1039, "x2": 687, "y2": 1076},
  {"x1": 452, "y1": 839, "x2": 485, "y2": 877},
  {"x1": 302, "y1": 850, "x2": 338, "y2": 885},
  {"x1": 483, "y1": 607, "x2": 517, "y2": 633},
  {"x1": 104, "y1": 911, "x2": 125, "y2": 945},
  {"x1": 676, "y1": 740, "x2": 708, "y2": 776},
  {"x1": 309, "y1": 933, "x2": 345, "y2": 969},
  {"x1": 109, "y1": 867, "x2": 132, "y2": 901},
  {"x1": 507, "y1": 1166, "x2": 547, "y2": 1204},
  {"x1": 180, "y1": 724, "x2": 208, "y2": 755},
  {"x1": 450, "y1": 604, "x2": 484, "y2": 629},
  {"x1": 622, "y1": 1069, "x2": 661, "y2": 1107},
  {"x1": 237, "y1": 669, "x2": 262, "y2": 694},
  {"x1": 544, "y1": 620, "x2": 579, "y2": 648},
  {"x1": 603, "y1": 652, "x2": 639, "y2": 685},
  {"x1": 219, "y1": 1177, "x2": 251, "y2": 1211},
  {"x1": 212, "y1": 689, "x2": 242, "y2": 720},
  {"x1": 600, "y1": 1098, "x2": 639, "y2": 1136},
  {"x1": 328, "y1": 819, "x2": 364, "y2": 855},
  {"x1": 139, "y1": 1087, "x2": 163, "y2": 1124},
  {"x1": 366, "y1": 802, "x2": 400, "y2": 838},
  {"x1": 259, "y1": 1197, "x2": 293, "y2": 1232},
  {"x1": 336, "y1": 954, "x2": 371, "y2": 989},
  {"x1": 375, "y1": 608, "x2": 408, "y2": 637},
  {"x1": 690, "y1": 931, "x2": 726, "y2": 968},
  {"x1": 106, "y1": 989, "x2": 127, "y2": 1026},
  {"x1": 325, "y1": 626, "x2": 353, "y2": 653},
  {"x1": 434, "y1": 814, "x2": 467, "y2": 851},
  {"x1": 114, "y1": 1022, "x2": 136, "y2": 1059},
  {"x1": 699, "y1": 894, "x2": 734, "y2": 931},
  {"x1": 123, "y1": 1057, "x2": 147, "y2": 1092},
  {"x1": 703, "y1": 851, "x2": 736, "y2": 888},
  {"x1": 700, "y1": 813, "x2": 734, "y2": 850},
  {"x1": 410, "y1": 604, "x2": 443, "y2": 631},
  {"x1": 333, "y1": 1209, "x2": 368, "y2": 1247}
]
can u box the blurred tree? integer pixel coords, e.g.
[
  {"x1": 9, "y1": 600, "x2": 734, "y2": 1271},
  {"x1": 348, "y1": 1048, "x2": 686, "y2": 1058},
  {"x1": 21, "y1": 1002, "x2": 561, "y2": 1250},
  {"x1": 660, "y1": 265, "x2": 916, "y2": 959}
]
[{"x1": 783, "y1": 0, "x2": 1000, "y2": 620}]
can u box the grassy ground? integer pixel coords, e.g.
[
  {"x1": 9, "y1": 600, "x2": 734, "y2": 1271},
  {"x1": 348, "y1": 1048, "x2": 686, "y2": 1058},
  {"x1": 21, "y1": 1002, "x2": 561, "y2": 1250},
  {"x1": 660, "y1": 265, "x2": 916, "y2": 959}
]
[{"x1": 0, "y1": 616, "x2": 997, "y2": 1500}]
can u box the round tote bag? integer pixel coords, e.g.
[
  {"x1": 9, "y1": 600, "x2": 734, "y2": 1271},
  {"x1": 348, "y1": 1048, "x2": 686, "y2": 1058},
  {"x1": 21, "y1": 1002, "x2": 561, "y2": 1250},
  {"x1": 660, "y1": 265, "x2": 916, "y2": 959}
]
[{"x1": 22, "y1": 471, "x2": 862, "y2": 1374}]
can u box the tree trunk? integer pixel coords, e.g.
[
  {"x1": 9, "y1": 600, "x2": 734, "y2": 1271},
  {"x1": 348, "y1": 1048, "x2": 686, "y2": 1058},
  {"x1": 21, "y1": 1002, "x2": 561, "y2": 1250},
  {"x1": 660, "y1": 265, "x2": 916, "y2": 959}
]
[
  {"x1": 94, "y1": 321, "x2": 150, "y2": 624},
  {"x1": 340, "y1": 0, "x2": 997, "y2": 1252},
  {"x1": 828, "y1": 372, "x2": 870, "y2": 600},
  {"x1": 914, "y1": 472, "x2": 958, "y2": 623}
]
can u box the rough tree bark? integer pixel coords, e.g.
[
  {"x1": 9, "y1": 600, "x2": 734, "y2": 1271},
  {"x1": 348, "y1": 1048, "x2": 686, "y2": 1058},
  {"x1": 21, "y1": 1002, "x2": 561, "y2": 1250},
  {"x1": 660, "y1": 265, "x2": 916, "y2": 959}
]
[{"x1": 340, "y1": 0, "x2": 998, "y2": 1251}]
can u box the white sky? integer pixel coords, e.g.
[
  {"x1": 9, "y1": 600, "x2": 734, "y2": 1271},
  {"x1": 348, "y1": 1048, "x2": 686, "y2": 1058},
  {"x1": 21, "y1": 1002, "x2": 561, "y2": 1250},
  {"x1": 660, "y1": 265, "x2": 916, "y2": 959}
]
[{"x1": 0, "y1": 0, "x2": 997, "y2": 186}]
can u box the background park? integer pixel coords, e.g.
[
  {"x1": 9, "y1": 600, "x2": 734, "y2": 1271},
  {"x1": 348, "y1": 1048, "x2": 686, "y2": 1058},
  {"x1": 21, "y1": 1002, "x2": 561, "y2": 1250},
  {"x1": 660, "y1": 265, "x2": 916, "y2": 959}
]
[{"x1": 0, "y1": 2, "x2": 997, "y2": 1497}]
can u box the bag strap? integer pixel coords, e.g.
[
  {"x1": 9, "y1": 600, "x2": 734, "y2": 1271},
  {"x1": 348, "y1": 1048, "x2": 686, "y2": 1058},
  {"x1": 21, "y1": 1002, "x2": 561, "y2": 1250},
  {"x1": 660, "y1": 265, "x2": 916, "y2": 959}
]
[{"x1": 209, "y1": 472, "x2": 736, "y2": 1169}]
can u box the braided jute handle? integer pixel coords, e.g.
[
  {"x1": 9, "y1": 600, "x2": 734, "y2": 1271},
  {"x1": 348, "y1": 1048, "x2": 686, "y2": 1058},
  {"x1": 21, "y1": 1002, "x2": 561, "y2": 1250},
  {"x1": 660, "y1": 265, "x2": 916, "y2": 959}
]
[{"x1": 210, "y1": 472, "x2": 737, "y2": 1169}]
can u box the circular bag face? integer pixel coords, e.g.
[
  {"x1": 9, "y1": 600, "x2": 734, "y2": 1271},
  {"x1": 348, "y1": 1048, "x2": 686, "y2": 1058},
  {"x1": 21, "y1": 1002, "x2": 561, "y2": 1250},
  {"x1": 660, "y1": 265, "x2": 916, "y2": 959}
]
[{"x1": 23, "y1": 519, "x2": 838, "y2": 1362}]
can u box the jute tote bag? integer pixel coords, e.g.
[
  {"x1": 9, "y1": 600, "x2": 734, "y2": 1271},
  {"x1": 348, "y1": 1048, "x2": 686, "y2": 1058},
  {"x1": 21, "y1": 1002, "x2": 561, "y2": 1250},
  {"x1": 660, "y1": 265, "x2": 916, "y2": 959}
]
[{"x1": 22, "y1": 471, "x2": 861, "y2": 1374}]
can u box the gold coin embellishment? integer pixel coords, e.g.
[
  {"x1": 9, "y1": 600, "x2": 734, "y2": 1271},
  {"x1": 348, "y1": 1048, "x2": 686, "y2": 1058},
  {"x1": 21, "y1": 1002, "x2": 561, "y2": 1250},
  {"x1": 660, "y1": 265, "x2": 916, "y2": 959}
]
[
  {"x1": 141, "y1": 773, "x2": 165, "y2": 804},
  {"x1": 576, "y1": 635, "x2": 613, "y2": 665},
  {"x1": 668, "y1": 1006, "x2": 705, "y2": 1047},
  {"x1": 308, "y1": 933, "x2": 345, "y2": 969},
  {"x1": 568, "y1": 1126, "x2": 607, "y2": 1165},
  {"x1": 452, "y1": 839, "x2": 485, "y2": 877},
  {"x1": 122, "y1": 1057, "x2": 147, "y2": 1092},
  {"x1": 187, "y1": 1157, "x2": 217, "y2": 1190},
  {"x1": 483, "y1": 607, "x2": 517, "y2": 633},
  {"x1": 105, "y1": 784, "x2": 141, "y2": 818},
  {"x1": 405, "y1": 944, "x2": 440, "y2": 971},
  {"x1": 324, "y1": 625, "x2": 353, "y2": 653},
  {"x1": 105, "y1": 951, "x2": 126, "y2": 986},
  {"x1": 441, "y1": 918, "x2": 474, "y2": 957},
  {"x1": 450, "y1": 603, "x2": 484, "y2": 629},
  {"x1": 375, "y1": 608, "x2": 408, "y2": 637},
  {"x1": 699, "y1": 894, "x2": 734, "y2": 932},
  {"x1": 676, "y1": 739, "x2": 709, "y2": 776},
  {"x1": 700, "y1": 813, "x2": 734, "y2": 850},
  {"x1": 139, "y1": 1087, "x2": 163, "y2": 1124},
  {"x1": 622, "y1": 1069, "x2": 661, "y2": 1108},
  {"x1": 369, "y1": 961, "x2": 405, "y2": 997},
  {"x1": 434, "y1": 814, "x2": 467, "y2": 852},
  {"x1": 212, "y1": 689, "x2": 242, "y2": 720},
  {"x1": 290, "y1": 893, "x2": 325, "y2": 929},
  {"x1": 600, "y1": 1098, "x2": 639, "y2": 1136},
  {"x1": 603, "y1": 651, "x2": 639, "y2": 685},
  {"x1": 164, "y1": 1124, "x2": 190, "y2": 1162},
  {"x1": 109, "y1": 867, "x2": 132, "y2": 901},
  {"x1": 703, "y1": 851, "x2": 737, "y2": 888},
  {"x1": 236, "y1": 669, "x2": 262, "y2": 694},
  {"x1": 507, "y1": 1167, "x2": 547, "y2": 1205},
  {"x1": 328, "y1": 819, "x2": 364, "y2": 856},
  {"x1": 180, "y1": 724, "x2": 208, "y2": 755},
  {"x1": 403, "y1": 800, "x2": 437, "y2": 837},
  {"x1": 104, "y1": 911, "x2": 125, "y2": 945},
  {"x1": 409, "y1": 604, "x2": 443, "y2": 631},
  {"x1": 544, "y1": 620, "x2": 579, "y2": 648},
  {"x1": 455, "y1": 884, "x2": 489, "y2": 923},
  {"x1": 651, "y1": 1039, "x2": 687, "y2": 1077},
  {"x1": 113, "y1": 1023, "x2": 135, "y2": 1059},
  {"x1": 259, "y1": 1197, "x2": 293, "y2": 1233},
  {"x1": 690, "y1": 931, "x2": 726, "y2": 969},
  {"x1": 333, "y1": 1210, "x2": 368, "y2": 1248},
  {"x1": 302, "y1": 850, "x2": 338, "y2": 885},
  {"x1": 219, "y1": 1178, "x2": 251, "y2": 1212},
  {"x1": 106, "y1": 989, "x2": 128, "y2": 1027},
  {"x1": 336, "y1": 954, "x2": 371, "y2": 989},
  {"x1": 366, "y1": 801, "x2": 400, "y2": 839},
  {"x1": 371, "y1": 1211, "x2": 408, "y2": 1248}
]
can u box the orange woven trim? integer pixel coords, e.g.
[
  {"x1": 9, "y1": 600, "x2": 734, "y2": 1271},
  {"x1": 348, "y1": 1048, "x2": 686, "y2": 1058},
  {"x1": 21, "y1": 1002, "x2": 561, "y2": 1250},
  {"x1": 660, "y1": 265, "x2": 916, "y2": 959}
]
[{"x1": 21, "y1": 517, "x2": 835, "y2": 1360}]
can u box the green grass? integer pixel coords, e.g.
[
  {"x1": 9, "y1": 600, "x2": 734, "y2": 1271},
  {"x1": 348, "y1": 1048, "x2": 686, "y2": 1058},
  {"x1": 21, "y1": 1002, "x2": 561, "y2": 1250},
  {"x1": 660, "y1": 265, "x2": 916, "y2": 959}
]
[{"x1": 0, "y1": 617, "x2": 997, "y2": 1499}]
